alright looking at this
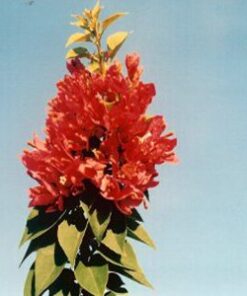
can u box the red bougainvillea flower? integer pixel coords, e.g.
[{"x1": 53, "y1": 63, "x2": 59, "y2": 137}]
[{"x1": 22, "y1": 53, "x2": 177, "y2": 215}]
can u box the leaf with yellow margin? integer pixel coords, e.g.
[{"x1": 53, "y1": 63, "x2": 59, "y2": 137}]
[{"x1": 66, "y1": 47, "x2": 89, "y2": 59}]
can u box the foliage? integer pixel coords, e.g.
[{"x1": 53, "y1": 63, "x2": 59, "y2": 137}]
[
  {"x1": 65, "y1": 1, "x2": 128, "y2": 74},
  {"x1": 21, "y1": 193, "x2": 154, "y2": 295},
  {"x1": 20, "y1": 1, "x2": 177, "y2": 295}
]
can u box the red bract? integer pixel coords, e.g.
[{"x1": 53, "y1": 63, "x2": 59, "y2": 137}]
[{"x1": 22, "y1": 54, "x2": 177, "y2": 215}]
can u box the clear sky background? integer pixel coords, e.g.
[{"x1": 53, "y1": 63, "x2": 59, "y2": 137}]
[{"x1": 1, "y1": 0, "x2": 247, "y2": 295}]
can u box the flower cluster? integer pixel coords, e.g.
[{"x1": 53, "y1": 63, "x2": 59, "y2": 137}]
[{"x1": 22, "y1": 53, "x2": 177, "y2": 215}]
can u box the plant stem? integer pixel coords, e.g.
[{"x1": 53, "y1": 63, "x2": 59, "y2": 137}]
[{"x1": 96, "y1": 39, "x2": 104, "y2": 74}]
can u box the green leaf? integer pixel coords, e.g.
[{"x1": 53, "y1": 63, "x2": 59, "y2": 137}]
[
  {"x1": 79, "y1": 193, "x2": 96, "y2": 218},
  {"x1": 102, "y1": 229, "x2": 126, "y2": 255},
  {"x1": 121, "y1": 241, "x2": 139, "y2": 270},
  {"x1": 129, "y1": 209, "x2": 143, "y2": 222},
  {"x1": 53, "y1": 292, "x2": 64, "y2": 296},
  {"x1": 24, "y1": 264, "x2": 35, "y2": 296},
  {"x1": 66, "y1": 47, "x2": 89, "y2": 59},
  {"x1": 127, "y1": 220, "x2": 155, "y2": 249},
  {"x1": 35, "y1": 243, "x2": 66, "y2": 295},
  {"x1": 116, "y1": 242, "x2": 153, "y2": 289},
  {"x1": 20, "y1": 209, "x2": 38, "y2": 246},
  {"x1": 110, "y1": 263, "x2": 152, "y2": 290},
  {"x1": 102, "y1": 13, "x2": 127, "y2": 32},
  {"x1": 99, "y1": 246, "x2": 126, "y2": 269},
  {"x1": 89, "y1": 203, "x2": 112, "y2": 242},
  {"x1": 121, "y1": 268, "x2": 153, "y2": 289},
  {"x1": 105, "y1": 292, "x2": 129, "y2": 296},
  {"x1": 108, "y1": 273, "x2": 124, "y2": 288},
  {"x1": 20, "y1": 227, "x2": 56, "y2": 266},
  {"x1": 57, "y1": 218, "x2": 87, "y2": 266},
  {"x1": 19, "y1": 208, "x2": 65, "y2": 247},
  {"x1": 107, "y1": 273, "x2": 127, "y2": 294},
  {"x1": 48, "y1": 269, "x2": 80, "y2": 296},
  {"x1": 75, "y1": 261, "x2": 108, "y2": 296},
  {"x1": 107, "y1": 32, "x2": 129, "y2": 59},
  {"x1": 66, "y1": 32, "x2": 91, "y2": 47}
]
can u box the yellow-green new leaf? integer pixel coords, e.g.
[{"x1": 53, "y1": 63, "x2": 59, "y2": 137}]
[
  {"x1": 89, "y1": 208, "x2": 112, "y2": 242},
  {"x1": 107, "y1": 32, "x2": 129, "y2": 59},
  {"x1": 24, "y1": 264, "x2": 35, "y2": 296},
  {"x1": 102, "y1": 13, "x2": 127, "y2": 32},
  {"x1": 53, "y1": 292, "x2": 64, "y2": 296},
  {"x1": 66, "y1": 49, "x2": 79, "y2": 59},
  {"x1": 99, "y1": 251, "x2": 126, "y2": 269},
  {"x1": 88, "y1": 62, "x2": 100, "y2": 73},
  {"x1": 57, "y1": 219, "x2": 86, "y2": 266},
  {"x1": 20, "y1": 209, "x2": 38, "y2": 247},
  {"x1": 128, "y1": 223, "x2": 156, "y2": 249},
  {"x1": 66, "y1": 32, "x2": 91, "y2": 47},
  {"x1": 106, "y1": 293, "x2": 129, "y2": 296},
  {"x1": 92, "y1": 1, "x2": 102, "y2": 19},
  {"x1": 19, "y1": 209, "x2": 65, "y2": 247},
  {"x1": 35, "y1": 244, "x2": 65, "y2": 295},
  {"x1": 123, "y1": 268, "x2": 153, "y2": 289},
  {"x1": 121, "y1": 241, "x2": 139, "y2": 270},
  {"x1": 102, "y1": 229, "x2": 126, "y2": 255},
  {"x1": 75, "y1": 262, "x2": 108, "y2": 296},
  {"x1": 71, "y1": 15, "x2": 87, "y2": 28},
  {"x1": 120, "y1": 242, "x2": 153, "y2": 289}
]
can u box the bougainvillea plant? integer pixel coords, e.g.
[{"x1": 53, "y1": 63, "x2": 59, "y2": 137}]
[{"x1": 20, "y1": 2, "x2": 177, "y2": 296}]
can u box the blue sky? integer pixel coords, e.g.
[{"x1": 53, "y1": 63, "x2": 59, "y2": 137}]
[{"x1": 1, "y1": 0, "x2": 247, "y2": 295}]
